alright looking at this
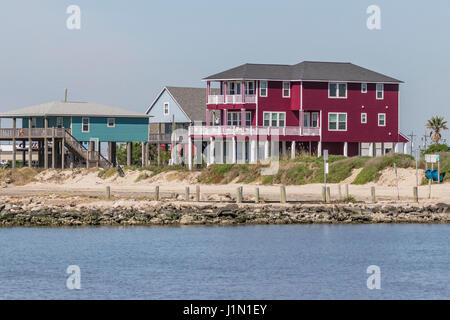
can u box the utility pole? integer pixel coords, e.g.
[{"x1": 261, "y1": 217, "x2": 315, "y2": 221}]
[
  {"x1": 421, "y1": 131, "x2": 429, "y2": 150},
  {"x1": 407, "y1": 132, "x2": 416, "y2": 156}
]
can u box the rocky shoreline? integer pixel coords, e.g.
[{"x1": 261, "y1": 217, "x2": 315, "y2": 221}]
[{"x1": 0, "y1": 195, "x2": 449, "y2": 226}]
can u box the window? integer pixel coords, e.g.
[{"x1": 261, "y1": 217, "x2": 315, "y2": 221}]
[
  {"x1": 376, "y1": 84, "x2": 384, "y2": 99},
  {"x1": 31, "y1": 118, "x2": 37, "y2": 128},
  {"x1": 227, "y1": 111, "x2": 251, "y2": 126},
  {"x1": 328, "y1": 113, "x2": 347, "y2": 131},
  {"x1": 107, "y1": 118, "x2": 115, "y2": 128},
  {"x1": 82, "y1": 117, "x2": 89, "y2": 132},
  {"x1": 245, "y1": 81, "x2": 255, "y2": 95},
  {"x1": 311, "y1": 112, "x2": 319, "y2": 127},
  {"x1": 227, "y1": 81, "x2": 241, "y2": 95},
  {"x1": 56, "y1": 117, "x2": 63, "y2": 128},
  {"x1": 304, "y1": 112, "x2": 319, "y2": 127},
  {"x1": 282, "y1": 81, "x2": 290, "y2": 98},
  {"x1": 378, "y1": 113, "x2": 386, "y2": 126},
  {"x1": 361, "y1": 83, "x2": 367, "y2": 93},
  {"x1": 361, "y1": 113, "x2": 367, "y2": 124},
  {"x1": 260, "y1": 81, "x2": 268, "y2": 97},
  {"x1": 164, "y1": 102, "x2": 169, "y2": 115},
  {"x1": 329, "y1": 83, "x2": 347, "y2": 98},
  {"x1": 263, "y1": 112, "x2": 286, "y2": 127}
]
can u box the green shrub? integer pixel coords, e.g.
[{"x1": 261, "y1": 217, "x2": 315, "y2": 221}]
[
  {"x1": 98, "y1": 168, "x2": 117, "y2": 179},
  {"x1": 422, "y1": 144, "x2": 450, "y2": 155}
]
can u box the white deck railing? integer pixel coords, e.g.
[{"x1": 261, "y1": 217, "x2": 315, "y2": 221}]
[
  {"x1": 188, "y1": 125, "x2": 320, "y2": 137},
  {"x1": 207, "y1": 94, "x2": 256, "y2": 104}
]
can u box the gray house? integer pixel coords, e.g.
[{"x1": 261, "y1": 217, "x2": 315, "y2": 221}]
[{"x1": 146, "y1": 86, "x2": 218, "y2": 164}]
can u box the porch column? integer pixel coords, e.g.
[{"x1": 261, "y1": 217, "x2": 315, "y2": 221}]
[
  {"x1": 403, "y1": 142, "x2": 408, "y2": 154},
  {"x1": 141, "y1": 142, "x2": 146, "y2": 167},
  {"x1": 12, "y1": 117, "x2": 16, "y2": 168},
  {"x1": 250, "y1": 139, "x2": 257, "y2": 163},
  {"x1": 282, "y1": 141, "x2": 287, "y2": 157},
  {"x1": 393, "y1": 142, "x2": 398, "y2": 153},
  {"x1": 44, "y1": 117, "x2": 48, "y2": 169},
  {"x1": 188, "y1": 137, "x2": 193, "y2": 170},
  {"x1": 52, "y1": 128, "x2": 56, "y2": 169},
  {"x1": 61, "y1": 137, "x2": 65, "y2": 169},
  {"x1": 209, "y1": 137, "x2": 215, "y2": 165},
  {"x1": 206, "y1": 81, "x2": 210, "y2": 100},
  {"x1": 291, "y1": 141, "x2": 296, "y2": 159},
  {"x1": 264, "y1": 139, "x2": 269, "y2": 159},
  {"x1": 127, "y1": 142, "x2": 132, "y2": 166},
  {"x1": 112, "y1": 142, "x2": 117, "y2": 166},
  {"x1": 232, "y1": 136, "x2": 237, "y2": 164},
  {"x1": 381, "y1": 142, "x2": 385, "y2": 156},
  {"x1": 206, "y1": 110, "x2": 210, "y2": 126},
  {"x1": 223, "y1": 109, "x2": 228, "y2": 126},
  {"x1": 317, "y1": 141, "x2": 322, "y2": 157},
  {"x1": 358, "y1": 142, "x2": 362, "y2": 156},
  {"x1": 368, "y1": 142, "x2": 374, "y2": 157},
  {"x1": 28, "y1": 118, "x2": 32, "y2": 167},
  {"x1": 343, "y1": 142, "x2": 348, "y2": 157},
  {"x1": 241, "y1": 108, "x2": 246, "y2": 127}
]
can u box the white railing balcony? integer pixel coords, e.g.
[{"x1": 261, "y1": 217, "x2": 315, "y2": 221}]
[
  {"x1": 188, "y1": 125, "x2": 320, "y2": 137},
  {"x1": 207, "y1": 94, "x2": 256, "y2": 104}
]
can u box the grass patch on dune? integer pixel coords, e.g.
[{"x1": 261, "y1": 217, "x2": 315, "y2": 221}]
[
  {"x1": 135, "y1": 173, "x2": 150, "y2": 182},
  {"x1": 98, "y1": 167, "x2": 117, "y2": 179},
  {"x1": 0, "y1": 167, "x2": 42, "y2": 185}
]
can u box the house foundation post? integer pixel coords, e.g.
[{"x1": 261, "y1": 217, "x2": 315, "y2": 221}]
[
  {"x1": 12, "y1": 117, "x2": 16, "y2": 168},
  {"x1": 127, "y1": 142, "x2": 132, "y2": 166},
  {"x1": 343, "y1": 142, "x2": 348, "y2": 157},
  {"x1": 291, "y1": 141, "x2": 296, "y2": 159}
]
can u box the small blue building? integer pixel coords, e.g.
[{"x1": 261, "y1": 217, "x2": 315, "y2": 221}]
[{"x1": 0, "y1": 99, "x2": 151, "y2": 168}]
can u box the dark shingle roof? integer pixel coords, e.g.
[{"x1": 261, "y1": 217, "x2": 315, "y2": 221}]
[
  {"x1": 204, "y1": 61, "x2": 402, "y2": 83},
  {"x1": 164, "y1": 86, "x2": 219, "y2": 122}
]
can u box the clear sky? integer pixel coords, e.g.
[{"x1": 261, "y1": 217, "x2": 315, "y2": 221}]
[{"x1": 0, "y1": 0, "x2": 448, "y2": 145}]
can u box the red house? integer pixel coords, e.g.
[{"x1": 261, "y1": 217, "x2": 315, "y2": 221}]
[{"x1": 187, "y1": 61, "x2": 408, "y2": 166}]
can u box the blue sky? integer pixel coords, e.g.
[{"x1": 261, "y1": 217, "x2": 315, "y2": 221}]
[{"x1": 0, "y1": 0, "x2": 448, "y2": 145}]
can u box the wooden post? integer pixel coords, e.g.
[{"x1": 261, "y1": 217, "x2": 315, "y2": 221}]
[
  {"x1": 428, "y1": 179, "x2": 431, "y2": 199},
  {"x1": 185, "y1": 186, "x2": 190, "y2": 201},
  {"x1": 155, "y1": 186, "x2": 160, "y2": 201},
  {"x1": 345, "y1": 184, "x2": 349, "y2": 198},
  {"x1": 338, "y1": 184, "x2": 342, "y2": 201},
  {"x1": 12, "y1": 117, "x2": 16, "y2": 168},
  {"x1": 196, "y1": 185, "x2": 200, "y2": 202},
  {"x1": 105, "y1": 186, "x2": 111, "y2": 199},
  {"x1": 61, "y1": 137, "x2": 65, "y2": 169},
  {"x1": 127, "y1": 142, "x2": 132, "y2": 167},
  {"x1": 280, "y1": 186, "x2": 287, "y2": 203},
  {"x1": 52, "y1": 128, "x2": 56, "y2": 169},
  {"x1": 326, "y1": 187, "x2": 331, "y2": 203},
  {"x1": 255, "y1": 187, "x2": 260, "y2": 204},
  {"x1": 321, "y1": 186, "x2": 326, "y2": 202},
  {"x1": 44, "y1": 117, "x2": 48, "y2": 169},
  {"x1": 141, "y1": 142, "x2": 145, "y2": 167},
  {"x1": 28, "y1": 118, "x2": 32, "y2": 168},
  {"x1": 371, "y1": 186, "x2": 376, "y2": 203},
  {"x1": 236, "y1": 186, "x2": 243, "y2": 203},
  {"x1": 413, "y1": 186, "x2": 418, "y2": 203}
]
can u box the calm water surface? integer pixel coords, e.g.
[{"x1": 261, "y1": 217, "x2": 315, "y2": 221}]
[{"x1": 0, "y1": 224, "x2": 449, "y2": 299}]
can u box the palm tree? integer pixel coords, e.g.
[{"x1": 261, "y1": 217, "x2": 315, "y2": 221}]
[{"x1": 426, "y1": 116, "x2": 448, "y2": 144}]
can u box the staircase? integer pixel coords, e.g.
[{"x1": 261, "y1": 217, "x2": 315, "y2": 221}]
[{"x1": 63, "y1": 130, "x2": 113, "y2": 168}]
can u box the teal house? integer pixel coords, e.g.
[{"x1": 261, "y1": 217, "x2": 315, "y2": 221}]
[{"x1": 0, "y1": 99, "x2": 151, "y2": 168}]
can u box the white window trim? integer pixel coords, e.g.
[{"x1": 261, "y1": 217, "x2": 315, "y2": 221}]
[
  {"x1": 163, "y1": 102, "x2": 170, "y2": 115},
  {"x1": 361, "y1": 113, "x2": 367, "y2": 124},
  {"x1": 260, "y1": 81, "x2": 268, "y2": 97},
  {"x1": 378, "y1": 113, "x2": 386, "y2": 127},
  {"x1": 361, "y1": 83, "x2": 367, "y2": 93},
  {"x1": 328, "y1": 112, "x2": 347, "y2": 131},
  {"x1": 82, "y1": 117, "x2": 90, "y2": 133},
  {"x1": 245, "y1": 81, "x2": 255, "y2": 95},
  {"x1": 376, "y1": 84, "x2": 384, "y2": 100},
  {"x1": 107, "y1": 117, "x2": 115, "y2": 128},
  {"x1": 328, "y1": 82, "x2": 347, "y2": 99},
  {"x1": 282, "y1": 81, "x2": 290, "y2": 98},
  {"x1": 227, "y1": 111, "x2": 251, "y2": 126},
  {"x1": 263, "y1": 111, "x2": 286, "y2": 127}
]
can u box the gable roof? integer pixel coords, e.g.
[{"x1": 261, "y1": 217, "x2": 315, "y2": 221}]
[
  {"x1": 203, "y1": 61, "x2": 403, "y2": 83},
  {"x1": 0, "y1": 101, "x2": 150, "y2": 118},
  {"x1": 146, "y1": 86, "x2": 219, "y2": 122}
]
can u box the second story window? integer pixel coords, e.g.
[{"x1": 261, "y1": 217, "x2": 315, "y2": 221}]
[
  {"x1": 227, "y1": 81, "x2": 241, "y2": 95},
  {"x1": 260, "y1": 81, "x2": 268, "y2": 97},
  {"x1": 227, "y1": 111, "x2": 251, "y2": 126},
  {"x1": 329, "y1": 83, "x2": 347, "y2": 98},
  {"x1": 282, "y1": 81, "x2": 290, "y2": 98},
  {"x1": 361, "y1": 83, "x2": 367, "y2": 93},
  {"x1": 245, "y1": 81, "x2": 255, "y2": 95},
  {"x1": 361, "y1": 113, "x2": 367, "y2": 124},
  {"x1": 82, "y1": 117, "x2": 89, "y2": 132},
  {"x1": 263, "y1": 112, "x2": 285, "y2": 127},
  {"x1": 376, "y1": 84, "x2": 384, "y2": 99},
  {"x1": 328, "y1": 113, "x2": 347, "y2": 131},
  {"x1": 56, "y1": 117, "x2": 64, "y2": 128},
  {"x1": 378, "y1": 113, "x2": 386, "y2": 126},
  {"x1": 31, "y1": 117, "x2": 37, "y2": 128},
  {"x1": 107, "y1": 118, "x2": 115, "y2": 128},
  {"x1": 164, "y1": 102, "x2": 169, "y2": 115}
]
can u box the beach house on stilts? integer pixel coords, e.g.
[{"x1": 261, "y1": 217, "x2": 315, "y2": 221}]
[{"x1": 0, "y1": 92, "x2": 151, "y2": 169}]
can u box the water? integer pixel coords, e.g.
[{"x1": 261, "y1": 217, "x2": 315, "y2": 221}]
[{"x1": 0, "y1": 224, "x2": 449, "y2": 299}]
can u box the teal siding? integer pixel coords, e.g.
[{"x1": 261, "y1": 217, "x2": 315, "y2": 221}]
[
  {"x1": 22, "y1": 116, "x2": 148, "y2": 142},
  {"x1": 71, "y1": 117, "x2": 148, "y2": 142}
]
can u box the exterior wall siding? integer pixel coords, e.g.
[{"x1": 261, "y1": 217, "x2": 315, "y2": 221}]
[{"x1": 148, "y1": 89, "x2": 191, "y2": 123}]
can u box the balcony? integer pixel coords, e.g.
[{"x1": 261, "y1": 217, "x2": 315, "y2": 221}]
[
  {"x1": 207, "y1": 94, "x2": 256, "y2": 105},
  {"x1": 188, "y1": 125, "x2": 320, "y2": 137}
]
